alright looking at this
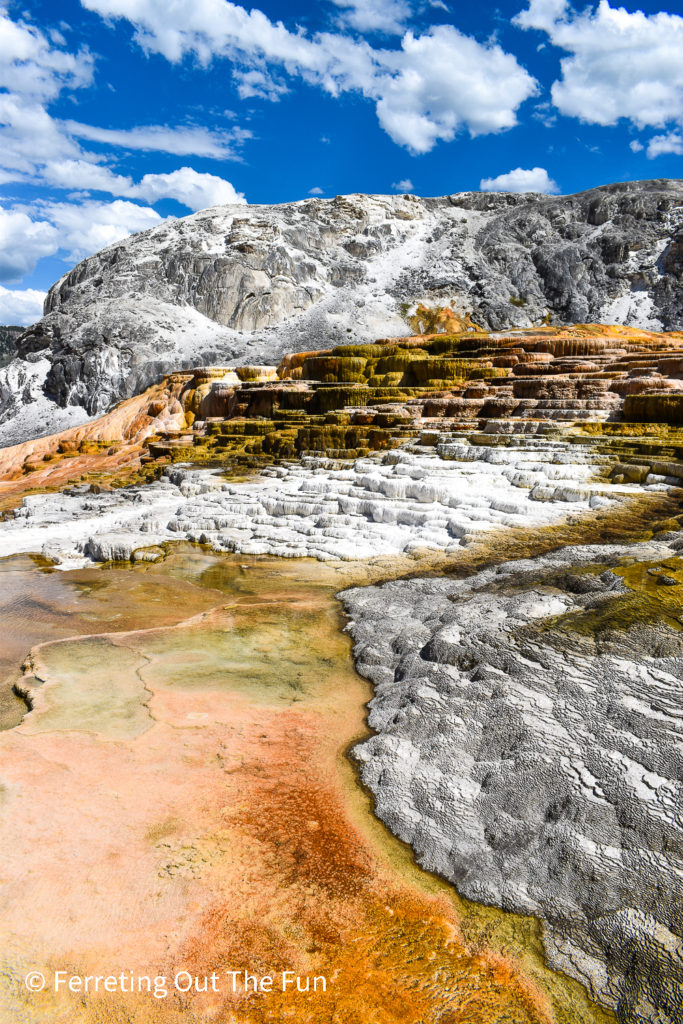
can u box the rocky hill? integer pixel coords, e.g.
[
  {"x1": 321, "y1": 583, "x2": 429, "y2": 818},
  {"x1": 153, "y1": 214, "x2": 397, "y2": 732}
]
[{"x1": 1, "y1": 179, "x2": 681, "y2": 447}]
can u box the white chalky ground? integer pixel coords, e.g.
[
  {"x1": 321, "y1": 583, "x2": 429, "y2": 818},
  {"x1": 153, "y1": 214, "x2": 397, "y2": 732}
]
[{"x1": 0, "y1": 438, "x2": 658, "y2": 567}]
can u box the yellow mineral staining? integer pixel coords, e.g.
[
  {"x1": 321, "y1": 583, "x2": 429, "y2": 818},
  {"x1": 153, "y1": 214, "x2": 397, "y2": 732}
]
[
  {"x1": 544, "y1": 556, "x2": 683, "y2": 640},
  {"x1": 406, "y1": 303, "x2": 482, "y2": 335},
  {"x1": 624, "y1": 393, "x2": 683, "y2": 424},
  {"x1": 4, "y1": 321, "x2": 683, "y2": 511}
]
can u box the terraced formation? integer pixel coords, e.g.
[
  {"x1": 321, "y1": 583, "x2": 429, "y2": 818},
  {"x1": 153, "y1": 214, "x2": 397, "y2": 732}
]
[
  {"x1": 1, "y1": 179, "x2": 681, "y2": 447},
  {"x1": 0, "y1": 183, "x2": 682, "y2": 1024}
]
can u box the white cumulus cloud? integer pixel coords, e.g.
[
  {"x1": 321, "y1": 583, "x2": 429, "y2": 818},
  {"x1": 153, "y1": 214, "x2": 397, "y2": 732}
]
[
  {"x1": 514, "y1": 0, "x2": 568, "y2": 33},
  {"x1": 646, "y1": 131, "x2": 683, "y2": 158},
  {"x1": 515, "y1": 0, "x2": 683, "y2": 130},
  {"x1": 0, "y1": 6, "x2": 93, "y2": 100},
  {"x1": 392, "y1": 178, "x2": 414, "y2": 191},
  {"x1": 81, "y1": 0, "x2": 538, "y2": 153},
  {"x1": 0, "y1": 6, "x2": 250, "y2": 206},
  {"x1": 480, "y1": 166, "x2": 560, "y2": 194},
  {"x1": 233, "y1": 67, "x2": 288, "y2": 100},
  {"x1": 375, "y1": 26, "x2": 537, "y2": 152},
  {"x1": 330, "y1": 0, "x2": 412, "y2": 35},
  {"x1": 41, "y1": 159, "x2": 134, "y2": 193},
  {"x1": 80, "y1": 0, "x2": 328, "y2": 67},
  {"x1": 0, "y1": 6, "x2": 254, "y2": 292},
  {"x1": 126, "y1": 168, "x2": 246, "y2": 209},
  {"x1": 0, "y1": 207, "x2": 59, "y2": 281},
  {"x1": 0, "y1": 93, "x2": 83, "y2": 181},
  {"x1": 0, "y1": 286, "x2": 46, "y2": 325},
  {"x1": 30, "y1": 199, "x2": 163, "y2": 260}
]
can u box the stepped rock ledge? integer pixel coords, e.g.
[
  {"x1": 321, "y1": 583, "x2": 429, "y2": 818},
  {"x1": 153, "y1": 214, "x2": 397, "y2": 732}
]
[{"x1": 1, "y1": 179, "x2": 682, "y2": 447}]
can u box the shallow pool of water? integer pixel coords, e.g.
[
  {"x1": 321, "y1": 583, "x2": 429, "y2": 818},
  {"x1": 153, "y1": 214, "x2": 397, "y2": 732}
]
[{"x1": 0, "y1": 548, "x2": 615, "y2": 1024}]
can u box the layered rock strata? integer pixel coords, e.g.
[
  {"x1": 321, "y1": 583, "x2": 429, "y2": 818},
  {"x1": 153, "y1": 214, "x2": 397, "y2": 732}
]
[
  {"x1": 340, "y1": 542, "x2": 683, "y2": 1024},
  {"x1": 138, "y1": 324, "x2": 683, "y2": 472},
  {"x1": 5, "y1": 323, "x2": 683, "y2": 510},
  {"x1": 1, "y1": 180, "x2": 681, "y2": 442},
  {"x1": 4, "y1": 325, "x2": 683, "y2": 566},
  {"x1": 0, "y1": 374, "x2": 190, "y2": 509}
]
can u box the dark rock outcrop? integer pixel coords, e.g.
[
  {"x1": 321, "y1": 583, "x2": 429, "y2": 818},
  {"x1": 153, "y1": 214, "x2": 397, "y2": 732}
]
[{"x1": 0, "y1": 326, "x2": 22, "y2": 368}]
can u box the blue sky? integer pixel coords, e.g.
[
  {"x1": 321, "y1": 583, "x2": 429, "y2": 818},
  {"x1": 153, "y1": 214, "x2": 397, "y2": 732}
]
[{"x1": 1, "y1": 0, "x2": 682, "y2": 323}]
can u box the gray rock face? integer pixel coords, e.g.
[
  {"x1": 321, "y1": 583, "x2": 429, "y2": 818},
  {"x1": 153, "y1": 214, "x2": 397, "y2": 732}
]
[
  {"x1": 0, "y1": 326, "x2": 22, "y2": 368},
  {"x1": 340, "y1": 540, "x2": 683, "y2": 1024},
  {"x1": 1, "y1": 180, "x2": 682, "y2": 442}
]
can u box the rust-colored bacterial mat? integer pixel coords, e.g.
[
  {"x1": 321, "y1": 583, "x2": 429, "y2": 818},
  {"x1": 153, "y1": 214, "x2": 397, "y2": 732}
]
[{"x1": 0, "y1": 551, "x2": 614, "y2": 1024}]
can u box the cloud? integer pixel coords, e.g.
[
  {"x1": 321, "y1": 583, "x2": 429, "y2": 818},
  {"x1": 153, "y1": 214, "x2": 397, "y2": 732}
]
[
  {"x1": 646, "y1": 131, "x2": 683, "y2": 158},
  {"x1": 515, "y1": 0, "x2": 683, "y2": 130},
  {"x1": 0, "y1": 6, "x2": 93, "y2": 101},
  {"x1": 514, "y1": 0, "x2": 568, "y2": 34},
  {"x1": 126, "y1": 167, "x2": 246, "y2": 209},
  {"x1": 0, "y1": 10, "x2": 99, "y2": 185},
  {"x1": 0, "y1": 84, "x2": 249, "y2": 198},
  {"x1": 0, "y1": 192, "x2": 184, "y2": 293},
  {"x1": 80, "y1": 0, "x2": 328, "y2": 67},
  {"x1": 392, "y1": 178, "x2": 414, "y2": 191},
  {"x1": 629, "y1": 139, "x2": 644, "y2": 154},
  {"x1": 63, "y1": 120, "x2": 250, "y2": 158},
  {"x1": 233, "y1": 67, "x2": 288, "y2": 100},
  {"x1": 308, "y1": 186, "x2": 324, "y2": 195},
  {"x1": 330, "y1": 0, "x2": 412, "y2": 35},
  {"x1": 0, "y1": 102, "x2": 247, "y2": 209},
  {"x1": 0, "y1": 93, "x2": 84, "y2": 181},
  {"x1": 0, "y1": 6, "x2": 251, "y2": 211},
  {"x1": 41, "y1": 159, "x2": 134, "y2": 193},
  {"x1": 0, "y1": 6, "x2": 251, "y2": 296},
  {"x1": 30, "y1": 199, "x2": 163, "y2": 259},
  {"x1": 0, "y1": 207, "x2": 59, "y2": 281},
  {"x1": 532, "y1": 100, "x2": 557, "y2": 127},
  {"x1": 480, "y1": 166, "x2": 560, "y2": 193},
  {"x1": 374, "y1": 27, "x2": 537, "y2": 152},
  {"x1": 81, "y1": 0, "x2": 538, "y2": 153},
  {"x1": 0, "y1": 286, "x2": 47, "y2": 326}
]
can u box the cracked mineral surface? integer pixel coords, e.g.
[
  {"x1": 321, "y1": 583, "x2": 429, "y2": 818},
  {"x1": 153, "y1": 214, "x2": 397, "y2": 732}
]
[{"x1": 340, "y1": 539, "x2": 683, "y2": 1024}]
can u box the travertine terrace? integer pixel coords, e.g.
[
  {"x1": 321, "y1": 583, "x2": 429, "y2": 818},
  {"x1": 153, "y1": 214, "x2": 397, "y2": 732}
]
[
  {"x1": 1, "y1": 316, "x2": 683, "y2": 1024},
  {"x1": 1, "y1": 180, "x2": 681, "y2": 445}
]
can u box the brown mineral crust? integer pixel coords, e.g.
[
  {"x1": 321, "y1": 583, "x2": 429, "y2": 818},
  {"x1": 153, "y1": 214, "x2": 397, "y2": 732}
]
[
  {"x1": 0, "y1": 374, "x2": 193, "y2": 507},
  {"x1": 168, "y1": 706, "x2": 557, "y2": 1024}
]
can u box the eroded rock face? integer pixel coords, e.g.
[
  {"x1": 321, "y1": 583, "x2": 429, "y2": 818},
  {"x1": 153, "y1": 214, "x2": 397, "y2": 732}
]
[
  {"x1": 1, "y1": 181, "x2": 682, "y2": 441},
  {"x1": 0, "y1": 326, "x2": 21, "y2": 369},
  {"x1": 340, "y1": 543, "x2": 683, "y2": 1024}
]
